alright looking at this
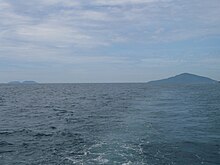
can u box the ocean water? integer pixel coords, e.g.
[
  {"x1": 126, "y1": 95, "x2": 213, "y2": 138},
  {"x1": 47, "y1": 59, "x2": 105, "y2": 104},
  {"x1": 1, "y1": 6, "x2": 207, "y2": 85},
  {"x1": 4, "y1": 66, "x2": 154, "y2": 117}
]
[{"x1": 0, "y1": 83, "x2": 219, "y2": 165}]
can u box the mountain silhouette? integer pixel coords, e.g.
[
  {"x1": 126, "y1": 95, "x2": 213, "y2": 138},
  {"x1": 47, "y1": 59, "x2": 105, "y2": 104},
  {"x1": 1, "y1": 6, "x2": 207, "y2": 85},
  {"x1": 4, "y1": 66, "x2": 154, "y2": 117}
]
[{"x1": 148, "y1": 73, "x2": 217, "y2": 85}]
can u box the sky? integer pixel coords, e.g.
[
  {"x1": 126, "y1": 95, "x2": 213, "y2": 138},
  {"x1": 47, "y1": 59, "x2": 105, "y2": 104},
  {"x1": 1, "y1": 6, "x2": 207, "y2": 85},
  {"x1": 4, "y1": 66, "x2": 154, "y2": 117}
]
[{"x1": 0, "y1": 0, "x2": 220, "y2": 83}]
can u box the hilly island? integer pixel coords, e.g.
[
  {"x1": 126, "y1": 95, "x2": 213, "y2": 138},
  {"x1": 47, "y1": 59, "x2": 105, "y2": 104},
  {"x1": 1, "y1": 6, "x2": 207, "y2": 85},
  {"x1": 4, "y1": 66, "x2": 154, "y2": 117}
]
[{"x1": 148, "y1": 73, "x2": 218, "y2": 85}]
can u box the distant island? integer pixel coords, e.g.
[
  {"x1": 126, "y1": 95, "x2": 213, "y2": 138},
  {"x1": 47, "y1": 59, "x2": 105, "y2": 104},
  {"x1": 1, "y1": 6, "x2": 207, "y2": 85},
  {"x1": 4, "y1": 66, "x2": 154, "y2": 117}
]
[
  {"x1": 8, "y1": 81, "x2": 38, "y2": 84},
  {"x1": 148, "y1": 73, "x2": 218, "y2": 85}
]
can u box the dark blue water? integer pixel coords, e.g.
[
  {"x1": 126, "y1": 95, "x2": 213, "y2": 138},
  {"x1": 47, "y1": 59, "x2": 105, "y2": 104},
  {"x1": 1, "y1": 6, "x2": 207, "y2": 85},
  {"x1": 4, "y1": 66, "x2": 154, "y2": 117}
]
[{"x1": 0, "y1": 83, "x2": 219, "y2": 165}]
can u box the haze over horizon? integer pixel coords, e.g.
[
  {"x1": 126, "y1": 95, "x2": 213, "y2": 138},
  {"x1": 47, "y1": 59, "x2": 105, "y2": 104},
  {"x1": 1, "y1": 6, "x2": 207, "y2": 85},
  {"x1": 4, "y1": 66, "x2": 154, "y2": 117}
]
[{"x1": 1, "y1": 0, "x2": 220, "y2": 83}]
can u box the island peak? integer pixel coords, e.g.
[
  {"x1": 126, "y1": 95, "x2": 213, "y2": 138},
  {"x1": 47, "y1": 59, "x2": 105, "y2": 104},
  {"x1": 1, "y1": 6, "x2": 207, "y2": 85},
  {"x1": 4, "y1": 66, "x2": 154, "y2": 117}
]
[{"x1": 148, "y1": 73, "x2": 217, "y2": 85}]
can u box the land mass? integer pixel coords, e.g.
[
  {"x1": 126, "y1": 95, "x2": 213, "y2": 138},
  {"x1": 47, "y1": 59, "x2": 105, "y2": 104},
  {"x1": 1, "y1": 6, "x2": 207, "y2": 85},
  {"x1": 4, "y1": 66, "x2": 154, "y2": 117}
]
[
  {"x1": 8, "y1": 81, "x2": 38, "y2": 84},
  {"x1": 148, "y1": 73, "x2": 218, "y2": 85}
]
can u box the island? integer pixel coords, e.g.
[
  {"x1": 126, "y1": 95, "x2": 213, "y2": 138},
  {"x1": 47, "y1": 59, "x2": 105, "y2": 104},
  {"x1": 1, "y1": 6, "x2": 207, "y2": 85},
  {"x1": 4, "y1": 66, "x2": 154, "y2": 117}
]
[
  {"x1": 147, "y1": 73, "x2": 218, "y2": 85},
  {"x1": 8, "y1": 81, "x2": 38, "y2": 84}
]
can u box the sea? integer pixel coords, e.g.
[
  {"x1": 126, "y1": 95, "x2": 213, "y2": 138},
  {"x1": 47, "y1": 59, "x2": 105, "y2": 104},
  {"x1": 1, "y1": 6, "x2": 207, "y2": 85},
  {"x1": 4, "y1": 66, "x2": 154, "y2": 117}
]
[{"x1": 0, "y1": 83, "x2": 219, "y2": 165}]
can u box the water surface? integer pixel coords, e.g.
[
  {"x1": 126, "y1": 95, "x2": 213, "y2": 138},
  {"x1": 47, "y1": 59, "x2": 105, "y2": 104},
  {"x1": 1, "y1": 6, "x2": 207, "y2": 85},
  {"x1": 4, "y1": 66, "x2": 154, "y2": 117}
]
[{"x1": 0, "y1": 83, "x2": 219, "y2": 164}]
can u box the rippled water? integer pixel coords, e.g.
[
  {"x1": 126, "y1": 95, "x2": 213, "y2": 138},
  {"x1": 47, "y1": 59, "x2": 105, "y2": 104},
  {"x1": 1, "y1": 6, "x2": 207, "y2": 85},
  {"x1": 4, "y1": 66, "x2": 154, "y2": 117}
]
[{"x1": 0, "y1": 83, "x2": 219, "y2": 165}]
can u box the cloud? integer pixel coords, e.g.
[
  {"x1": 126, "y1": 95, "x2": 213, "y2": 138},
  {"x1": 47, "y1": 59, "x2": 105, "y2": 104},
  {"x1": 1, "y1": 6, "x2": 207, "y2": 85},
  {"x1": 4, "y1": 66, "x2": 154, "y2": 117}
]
[
  {"x1": 0, "y1": 0, "x2": 220, "y2": 69},
  {"x1": 38, "y1": 0, "x2": 80, "y2": 7},
  {"x1": 93, "y1": 0, "x2": 158, "y2": 5},
  {"x1": 2, "y1": 0, "x2": 220, "y2": 47},
  {"x1": 15, "y1": 23, "x2": 97, "y2": 48}
]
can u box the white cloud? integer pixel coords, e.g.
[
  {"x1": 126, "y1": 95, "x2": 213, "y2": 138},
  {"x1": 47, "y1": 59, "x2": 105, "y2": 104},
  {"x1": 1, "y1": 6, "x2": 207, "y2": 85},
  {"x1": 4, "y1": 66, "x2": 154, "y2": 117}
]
[
  {"x1": 2, "y1": 0, "x2": 220, "y2": 47},
  {"x1": 93, "y1": 0, "x2": 166, "y2": 5},
  {"x1": 15, "y1": 23, "x2": 95, "y2": 47},
  {"x1": 0, "y1": 0, "x2": 220, "y2": 65},
  {"x1": 38, "y1": 0, "x2": 80, "y2": 7}
]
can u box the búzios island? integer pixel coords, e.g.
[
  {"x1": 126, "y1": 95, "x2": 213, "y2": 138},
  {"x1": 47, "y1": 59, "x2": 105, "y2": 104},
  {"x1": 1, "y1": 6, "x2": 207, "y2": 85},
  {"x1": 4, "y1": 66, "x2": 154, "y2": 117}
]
[{"x1": 0, "y1": 0, "x2": 219, "y2": 165}]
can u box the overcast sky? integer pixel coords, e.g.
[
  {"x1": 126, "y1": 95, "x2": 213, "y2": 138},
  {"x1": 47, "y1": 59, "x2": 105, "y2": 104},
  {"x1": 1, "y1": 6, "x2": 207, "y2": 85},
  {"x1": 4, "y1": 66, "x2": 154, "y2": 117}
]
[{"x1": 0, "y1": 0, "x2": 220, "y2": 83}]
